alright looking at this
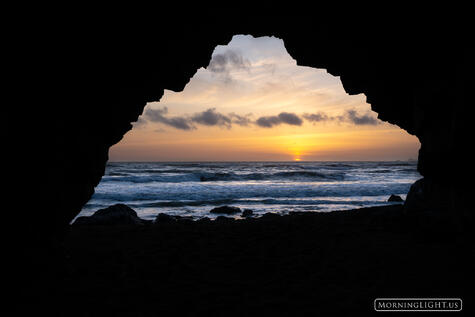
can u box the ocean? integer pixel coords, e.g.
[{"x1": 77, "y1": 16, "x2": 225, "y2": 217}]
[{"x1": 78, "y1": 161, "x2": 420, "y2": 221}]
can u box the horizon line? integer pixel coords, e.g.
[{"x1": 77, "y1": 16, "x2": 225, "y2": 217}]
[{"x1": 108, "y1": 159, "x2": 417, "y2": 163}]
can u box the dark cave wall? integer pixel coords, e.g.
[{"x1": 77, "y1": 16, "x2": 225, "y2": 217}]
[{"x1": 22, "y1": 14, "x2": 470, "y2": 237}]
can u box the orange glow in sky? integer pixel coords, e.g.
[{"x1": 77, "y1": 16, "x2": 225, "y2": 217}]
[{"x1": 109, "y1": 35, "x2": 420, "y2": 162}]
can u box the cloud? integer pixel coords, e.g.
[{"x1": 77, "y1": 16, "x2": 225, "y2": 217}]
[
  {"x1": 191, "y1": 108, "x2": 232, "y2": 128},
  {"x1": 256, "y1": 112, "x2": 303, "y2": 128},
  {"x1": 143, "y1": 107, "x2": 379, "y2": 131},
  {"x1": 302, "y1": 109, "x2": 381, "y2": 126},
  {"x1": 207, "y1": 49, "x2": 251, "y2": 83},
  {"x1": 144, "y1": 107, "x2": 195, "y2": 131},
  {"x1": 342, "y1": 109, "x2": 380, "y2": 125},
  {"x1": 278, "y1": 112, "x2": 304, "y2": 125},
  {"x1": 144, "y1": 107, "x2": 253, "y2": 130},
  {"x1": 303, "y1": 112, "x2": 331, "y2": 123},
  {"x1": 229, "y1": 112, "x2": 253, "y2": 126},
  {"x1": 132, "y1": 117, "x2": 148, "y2": 128},
  {"x1": 191, "y1": 109, "x2": 253, "y2": 128},
  {"x1": 255, "y1": 116, "x2": 281, "y2": 128},
  {"x1": 208, "y1": 49, "x2": 251, "y2": 73}
]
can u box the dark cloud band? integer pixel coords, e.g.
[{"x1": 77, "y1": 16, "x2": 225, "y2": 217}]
[
  {"x1": 256, "y1": 112, "x2": 303, "y2": 128},
  {"x1": 142, "y1": 107, "x2": 380, "y2": 131},
  {"x1": 144, "y1": 107, "x2": 195, "y2": 131},
  {"x1": 343, "y1": 109, "x2": 380, "y2": 125},
  {"x1": 143, "y1": 107, "x2": 253, "y2": 130},
  {"x1": 191, "y1": 108, "x2": 232, "y2": 128},
  {"x1": 304, "y1": 109, "x2": 380, "y2": 126}
]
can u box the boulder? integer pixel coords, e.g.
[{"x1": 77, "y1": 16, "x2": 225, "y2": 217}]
[
  {"x1": 196, "y1": 217, "x2": 211, "y2": 224},
  {"x1": 209, "y1": 206, "x2": 241, "y2": 214},
  {"x1": 215, "y1": 216, "x2": 235, "y2": 222},
  {"x1": 404, "y1": 178, "x2": 426, "y2": 212},
  {"x1": 261, "y1": 212, "x2": 281, "y2": 220},
  {"x1": 241, "y1": 209, "x2": 254, "y2": 217},
  {"x1": 155, "y1": 213, "x2": 176, "y2": 223},
  {"x1": 388, "y1": 194, "x2": 404, "y2": 202},
  {"x1": 176, "y1": 216, "x2": 194, "y2": 224},
  {"x1": 73, "y1": 204, "x2": 147, "y2": 225}
]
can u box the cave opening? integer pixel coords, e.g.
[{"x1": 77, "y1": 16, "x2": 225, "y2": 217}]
[
  {"x1": 15, "y1": 15, "x2": 469, "y2": 316},
  {"x1": 76, "y1": 35, "x2": 421, "y2": 223}
]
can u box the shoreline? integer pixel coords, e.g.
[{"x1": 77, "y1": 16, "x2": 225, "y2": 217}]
[{"x1": 76, "y1": 202, "x2": 408, "y2": 223}]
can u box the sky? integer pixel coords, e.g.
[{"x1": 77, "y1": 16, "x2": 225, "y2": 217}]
[{"x1": 109, "y1": 35, "x2": 420, "y2": 162}]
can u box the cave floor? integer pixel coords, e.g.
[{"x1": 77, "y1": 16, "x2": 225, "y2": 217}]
[{"x1": 51, "y1": 205, "x2": 468, "y2": 315}]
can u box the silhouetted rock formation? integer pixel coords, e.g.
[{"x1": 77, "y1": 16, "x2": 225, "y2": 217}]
[
  {"x1": 404, "y1": 178, "x2": 427, "y2": 212},
  {"x1": 18, "y1": 13, "x2": 470, "y2": 242},
  {"x1": 196, "y1": 217, "x2": 211, "y2": 224},
  {"x1": 73, "y1": 204, "x2": 148, "y2": 225},
  {"x1": 155, "y1": 213, "x2": 176, "y2": 223},
  {"x1": 261, "y1": 212, "x2": 281, "y2": 220},
  {"x1": 9, "y1": 11, "x2": 471, "y2": 315},
  {"x1": 388, "y1": 194, "x2": 404, "y2": 202},
  {"x1": 241, "y1": 209, "x2": 254, "y2": 217},
  {"x1": 215, "y1": 215, "x2": 235, "y2": 222},
  {"x1": 210, "y1": 206, "x2": 241, "y2": 214},
  {"x1": 56, "y1": 204, "x2": 470, "y2": 315}
]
